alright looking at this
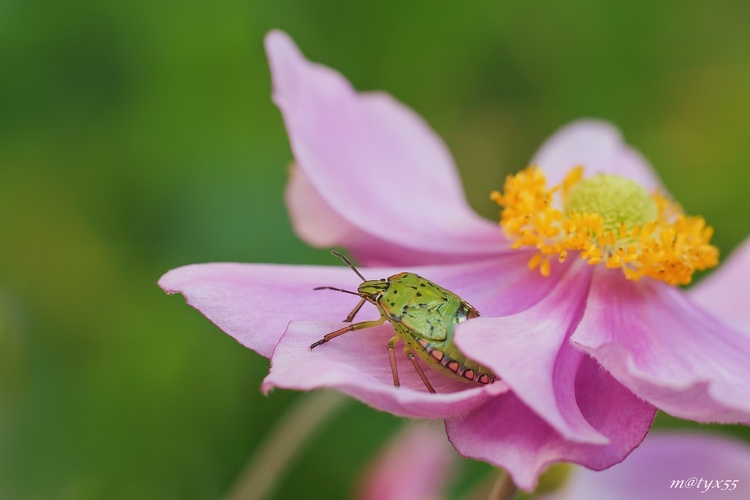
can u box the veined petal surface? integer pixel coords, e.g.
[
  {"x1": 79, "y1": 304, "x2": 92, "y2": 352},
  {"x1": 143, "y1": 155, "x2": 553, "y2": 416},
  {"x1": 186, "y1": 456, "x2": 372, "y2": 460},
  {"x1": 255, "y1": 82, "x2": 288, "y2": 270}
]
[
  {"x1": 446, "y1": 358, "x2": 654, "y2": 492},
  {"x1": 572, "y1": 267, "x2": 750, "y2": 423}
]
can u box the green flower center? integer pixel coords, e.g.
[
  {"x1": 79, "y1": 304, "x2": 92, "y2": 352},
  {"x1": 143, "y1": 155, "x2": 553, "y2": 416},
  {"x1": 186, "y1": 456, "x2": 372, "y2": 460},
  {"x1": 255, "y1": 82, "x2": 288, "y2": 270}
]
[{"x1": 563, "y1": 174, "x2": 658, "y2": 232}]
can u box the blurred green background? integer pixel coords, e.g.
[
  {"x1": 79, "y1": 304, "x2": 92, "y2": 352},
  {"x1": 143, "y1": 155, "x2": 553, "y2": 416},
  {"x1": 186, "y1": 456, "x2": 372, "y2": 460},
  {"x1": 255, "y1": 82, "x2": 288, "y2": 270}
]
[{"x1": 2, "y1": 0, "x2": 750, "y2": 498}]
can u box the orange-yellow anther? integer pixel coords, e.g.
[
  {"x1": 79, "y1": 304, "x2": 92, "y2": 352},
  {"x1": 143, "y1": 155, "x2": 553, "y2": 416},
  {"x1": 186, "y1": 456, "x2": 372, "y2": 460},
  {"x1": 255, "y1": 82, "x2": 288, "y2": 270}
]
[{"x1": 492, "y1": 166, "x2": 719, "y2": 285}]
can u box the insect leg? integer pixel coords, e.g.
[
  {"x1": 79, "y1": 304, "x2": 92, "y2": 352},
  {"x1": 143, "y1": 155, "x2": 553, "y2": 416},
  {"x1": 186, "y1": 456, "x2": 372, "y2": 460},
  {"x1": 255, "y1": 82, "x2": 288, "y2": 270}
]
[
  {"x1": 343, "y1": 298, "x2": 366, "y2": 322},
  {"x1": 405, "y1": 348, "x2": 436, "y2": 393},
  {"x1": 309, "y1": 318, "x2": 386, "y2": 349},
  {"x1": 387, "y1": 335, "x2": 401, "y2": 387}
]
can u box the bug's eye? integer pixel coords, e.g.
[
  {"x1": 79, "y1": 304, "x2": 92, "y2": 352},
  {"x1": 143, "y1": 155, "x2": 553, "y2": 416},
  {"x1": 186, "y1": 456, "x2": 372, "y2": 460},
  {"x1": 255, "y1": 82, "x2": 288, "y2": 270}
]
[{"x1": 380, "y1": 278, "x2": 386, "y2": 282}]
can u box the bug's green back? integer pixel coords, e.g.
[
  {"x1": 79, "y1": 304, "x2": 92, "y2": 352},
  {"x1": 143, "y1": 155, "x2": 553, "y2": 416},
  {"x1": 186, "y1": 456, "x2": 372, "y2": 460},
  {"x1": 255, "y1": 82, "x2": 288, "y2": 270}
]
[
  {"x1": 380, "y1": 273, "x2": 463, "y2": 341},
  {"x1": 358, "y1": 272, "x2": 495, "y2": 385}
]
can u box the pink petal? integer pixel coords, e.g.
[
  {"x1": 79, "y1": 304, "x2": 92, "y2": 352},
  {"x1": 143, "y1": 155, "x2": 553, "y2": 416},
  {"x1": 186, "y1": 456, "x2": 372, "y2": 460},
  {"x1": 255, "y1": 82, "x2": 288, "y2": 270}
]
[
  {"x1": 572, "y1": 267, "x2": 750, "y2": 423},
  {"x1": 689, "y1": 235, "x2": 750, "y2": 334},
  {"x1": 158, "y1": 254, "x2": 549, "y2": 361},
  {"x1": 358, "y1": 424, "x2": 457, "y2": 500},
  {"x1": 284, "y1": 164, "x2": 356, "y2": 250},
  {"x1": 286, "y1": 165, "x2": 491, "y2": 267},
  {"x1": 455, "y1": 262, "x2": 615, "y2": 444},
  {"x1": 544, "y1": 433, "x2": 750, "y2": 499},
  {"x1": 446, "y1": 356, "x2": 655, "y2": 491},
  {"x1": 531, "y1": 120, "x2": 663, "y2": 191},
  {"x1": 158, "y1": 263, "x2": 371, "y2": 358},
  {"x1": 263, "y1": 320, "x2": 508, "y2": 419},
  {"x1": 266, "y1": 31, "x2": 505, "y2": 266}
]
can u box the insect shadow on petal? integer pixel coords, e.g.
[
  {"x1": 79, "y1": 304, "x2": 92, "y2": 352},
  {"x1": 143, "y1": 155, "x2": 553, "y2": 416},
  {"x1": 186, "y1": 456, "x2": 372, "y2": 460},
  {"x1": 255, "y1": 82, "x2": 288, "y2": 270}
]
[{"x1": 310, "y1": 251, "x2": 497, "y2": 393}]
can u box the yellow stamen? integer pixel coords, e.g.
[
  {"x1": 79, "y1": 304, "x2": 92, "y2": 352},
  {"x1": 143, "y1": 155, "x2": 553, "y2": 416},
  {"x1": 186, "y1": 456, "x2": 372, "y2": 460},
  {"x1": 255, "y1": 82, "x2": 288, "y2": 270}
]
[{"x1": 492, "y1": 166, "x2": 719, "y2": 285}]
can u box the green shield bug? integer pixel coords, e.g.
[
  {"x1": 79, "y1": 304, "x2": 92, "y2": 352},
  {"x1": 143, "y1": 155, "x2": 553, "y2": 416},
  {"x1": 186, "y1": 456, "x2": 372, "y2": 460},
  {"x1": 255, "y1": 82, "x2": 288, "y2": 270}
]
[{"x1": 310, "y1": 251, "x2": 497, "y2": 393}]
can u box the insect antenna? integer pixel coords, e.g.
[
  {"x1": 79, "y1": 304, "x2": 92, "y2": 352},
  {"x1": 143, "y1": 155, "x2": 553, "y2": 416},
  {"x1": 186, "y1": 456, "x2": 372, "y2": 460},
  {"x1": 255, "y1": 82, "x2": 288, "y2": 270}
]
[
  {"x1": 331, "y1": 250, "x2": 367, "y2": 282},
  {"x1": 313, "y1": 286, "x2": 360, "y2": 296}
]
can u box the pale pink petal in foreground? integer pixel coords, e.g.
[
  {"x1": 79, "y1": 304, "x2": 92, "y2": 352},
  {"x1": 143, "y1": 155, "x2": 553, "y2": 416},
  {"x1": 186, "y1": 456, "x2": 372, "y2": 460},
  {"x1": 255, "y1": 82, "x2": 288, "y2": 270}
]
[
  {"x1": 267, "y1": 30, "x2": 506, "y2": 266},
  {"x1": 446, "y1": 356, "x2": 654, "y2": 491},
  {"x1": 359, "y1": 424, "x2": 457, "y2": 500},
  {"x1": 542, "y1": 433, "x2": 750, "y2": 500},
  {"x1": 572, "y1": 267, "x2": 750, "y2": 423},
  {"x1": 263, "y1": 320, "x2": 507, "y2": 419},
  {"x1": 455, "y1": 262, "x2": 614, "y2": 444},
  {"x1": 158, "y1": 263, "x2": 366, "y2": 358}
]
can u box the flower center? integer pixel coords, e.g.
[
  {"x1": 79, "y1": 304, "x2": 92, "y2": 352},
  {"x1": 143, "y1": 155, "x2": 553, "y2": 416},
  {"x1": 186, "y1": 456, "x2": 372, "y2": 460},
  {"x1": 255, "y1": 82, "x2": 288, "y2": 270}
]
[
  {"x1": 564, "y1": 174, "x2": 658, "y2": 232},
  {"x1": 491, "y1": 166, "x2": 719, "y2": 285}
]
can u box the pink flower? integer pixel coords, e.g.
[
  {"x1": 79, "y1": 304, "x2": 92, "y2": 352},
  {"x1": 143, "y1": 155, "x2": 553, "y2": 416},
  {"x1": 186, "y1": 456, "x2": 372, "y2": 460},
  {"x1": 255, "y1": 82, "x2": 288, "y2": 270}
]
[
  {"x1": 159, "y1": 31, "x2": 750, "y2": 490},
  {"x1": 358, "y1": 424, "x2": 457, "y2": 500}
]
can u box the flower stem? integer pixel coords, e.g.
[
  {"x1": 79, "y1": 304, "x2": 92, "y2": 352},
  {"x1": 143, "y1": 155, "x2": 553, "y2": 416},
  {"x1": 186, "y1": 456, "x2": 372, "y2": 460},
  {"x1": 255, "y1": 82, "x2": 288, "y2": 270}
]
[
  {"x1": 487, "y1": 469, "x2": 518, "y2": 500},
  {"x1": 226, "y1": 390, "x2": 349, "y2": 500}
]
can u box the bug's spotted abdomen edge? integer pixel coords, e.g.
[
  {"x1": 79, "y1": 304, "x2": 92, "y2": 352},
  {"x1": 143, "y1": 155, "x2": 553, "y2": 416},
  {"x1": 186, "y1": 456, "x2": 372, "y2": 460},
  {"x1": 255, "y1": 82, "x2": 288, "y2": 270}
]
[{"x1": 413, "y1": 337, "x2": 497, "y2": 385}]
